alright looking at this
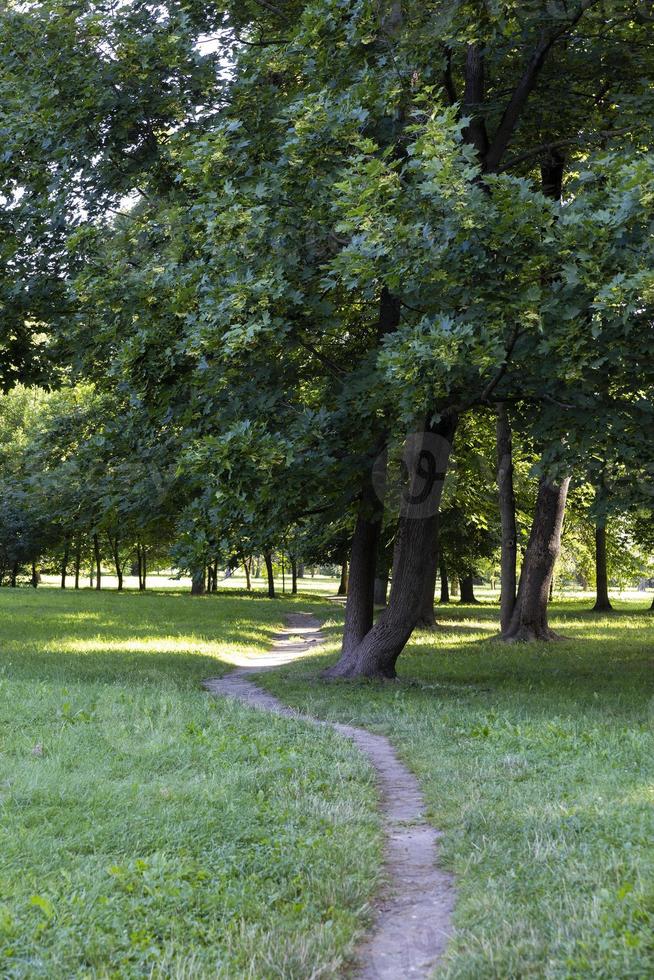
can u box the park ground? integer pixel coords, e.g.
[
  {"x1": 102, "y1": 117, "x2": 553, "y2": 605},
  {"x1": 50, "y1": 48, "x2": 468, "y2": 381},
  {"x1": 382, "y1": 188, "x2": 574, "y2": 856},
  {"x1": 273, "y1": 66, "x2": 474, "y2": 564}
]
[{"x1": 0, "y1": 584, "x2": 652, "y2": 978}]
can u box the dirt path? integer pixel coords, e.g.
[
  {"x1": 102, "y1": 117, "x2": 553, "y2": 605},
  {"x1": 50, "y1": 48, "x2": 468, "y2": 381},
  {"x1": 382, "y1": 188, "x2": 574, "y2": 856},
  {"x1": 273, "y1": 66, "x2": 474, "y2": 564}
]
[{"x1": 203, "y1": 612, "x2": 455, "y2": 979}]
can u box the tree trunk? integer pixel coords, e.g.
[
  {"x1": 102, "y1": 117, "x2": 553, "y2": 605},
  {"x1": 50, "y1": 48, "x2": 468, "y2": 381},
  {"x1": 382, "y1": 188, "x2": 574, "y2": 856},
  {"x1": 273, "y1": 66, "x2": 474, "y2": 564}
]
[
  {"x1": 10, "y1": 562, "x2": 18, "y2": 588},
  {"x1": 264, "y1": 551, "x2": 275, "y2": 598},
  {"x1": 297, "y1": 561, "x2": 305, "y2": 578},
  {"x1": 337, "y1": 560, "x2": 348, "y2": 596},
  {"x1": 291, "y1": 556, "x2": 298, "y2": 595},
  {"x1": 324, "y1": 413, "x2": 457, "y2": 679},
  {"x1": 497, "y1": 402, "x2": 517, "y2": 631},
  {"x1": 415, "y1": 537, "x2": 439, "y2": 629},
  {"x1": 451, "y1": 576, "x2": 459, "y2": 597},
  {"x1": 502, "y1": 476, "x2": 570, "y2": 641},
  {"x1": 31, "y1": 562, "x2": 38, "y2": 588},
  {"x1": 242, "y1": 556, "x2": 252, "y2": 591},
  {"x1": 60, "y1": 535, "x2": 70, "y2": 588},
  {"x1": 439, "y1": 562, "x2": 450, "y2": 604},
  {"x1": 592, "y1": 522, "x2": 613, "y2": 612},
  {"x1": 460, "y1": 572, "x2": 479, "y2": 604},
  {"x1": 374, "y1": 574, "x2": 389, "y2": 606},
  {"x1": 74, "y1": 535, "x2": 81, "y2": 590},
  {"x1": 191, "y1": 568, "x2": 206, "y2": 595},
  {"x1": 93, "y1": 534, "x2": 102, "y2": 590},
  {"x1": 108, "y1": 534, "x2": 123, "y2": 591}
]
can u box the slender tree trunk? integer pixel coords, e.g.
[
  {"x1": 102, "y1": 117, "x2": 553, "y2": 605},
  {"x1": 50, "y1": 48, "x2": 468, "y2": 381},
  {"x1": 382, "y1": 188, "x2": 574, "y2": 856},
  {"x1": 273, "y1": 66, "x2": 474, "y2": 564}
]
[
  {"x1": 74, "y1": 535, "x2": 81, "y2": 590},
  {"x1": 439, "y1": 562, "x2": 450, "y2": 603},
  {"x1": 242, "y1": 555, "x2": 252, "y2": 591},
  {"x1": 61, "y1": 534, "x2": 70, "y2": 589},
  {"x1": 497, "y1": 402, "x2": 517, "y2": 631},
  {"x1": 141, "y1": 547, "x2": 147, "y2": 590},
  {"x1": 264, "y1": 551, "x2": 275, "y2": 598},
  {"x1": 10, "y1": 562, "x2": 18, "y2": 587},
  {"x1": 324, "y1": 413, "x2": 457, "y2": 679},
  {"x1": 415, "y1": 536, "x2": 439, "y2": 629},
  {"x1": 108, "y1": 534, "x2": 123, "y2": 591},
  {"x1": 291, "y1": 556, "x2": 298, "y2": 595},
  {"x1": 31, "y1": 562, "x2": 38, "y2": 588},
  {"x1": 502, "y1": 476, "x2": 570, "y2": 641},
  {"x1": 592, "y1": 522, "x2": 613, "y2": 612},
  {"x1": 460, "y1": 572, "x2": 479, "y2": 604},
  {"x1": 93, "y1": 534, "x2": 102, "y2": 590},
  {"x1": 337, "y1": 560, "x2": 348, "y2": 596},
  {"x1": 339, "y1": 455, "x2": 387, "y2": 655}
]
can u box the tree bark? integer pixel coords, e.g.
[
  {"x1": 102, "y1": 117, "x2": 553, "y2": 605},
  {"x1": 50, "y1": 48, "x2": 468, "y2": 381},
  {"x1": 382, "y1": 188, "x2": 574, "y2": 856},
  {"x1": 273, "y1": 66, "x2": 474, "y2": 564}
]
[
  {"x1": 264, "y1": 551, "x2": 275, "y2": 598},
  {"x1": 242, "y1": 555, "x2": 252, "y2": 591},
  {"x1": 10, "y1": 562, "x2": 18, "y2": 588},
  {"x1": 337, "y1": 560, "x2": 348, "y2": 596},
  {"x1": 324, "y1": 413, "x2": 457, "y2": 678},
  {"x1": 374, "y1": 574, "x2": 389, "y2": 606},
  {"x1": 31, "y1": 562, "x2": 38, "y2": 588},
  {"x1": 415, "y1": 536, "x2": 439, "y2": 629},
  {"x1": 339, "y1": 479, "x2": 383, "y2": 656},
  {"x1": 191, "y1": 568, "x2": 206, "y2": 595},
  {"x1": 459, "y1": 572, "x2": 479, "y2": 604},
  {"x1": 592, "y1": 522, "x2": 613, "y2": 612},
  {"x1": 439, "y1": 562, "x2": 450, "y2": 603},
  {"x1": 107, "y1": 534, "x2": 123, "y2": 590},
  {"x1": 291, "y1": 556, "x2": 298, "y2": 595},
  {"x1": 74, "y1": 535, "x2": 81, "y2": 590},
  {"x1": 93, "y1": 534, "x2": 102, "y2": 590},
  {"x1": 60, "y1": 535, "x2": 70, "y2": 589},
  {"x1": 496, "y1": 402, "x2": 518, "y2": 631},
  {"x1": 502, "y1": 476, "x2": 570, "y2": 641}
]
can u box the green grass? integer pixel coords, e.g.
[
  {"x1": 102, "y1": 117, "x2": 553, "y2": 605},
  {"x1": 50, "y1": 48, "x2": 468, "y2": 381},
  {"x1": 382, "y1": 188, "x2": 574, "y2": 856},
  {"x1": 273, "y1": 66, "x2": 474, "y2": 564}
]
[
  {"x1": 2, "y1": 587, "x2": 653, "y2": 979},
  {"x1": 0, "y1": 588, "x2": 380, "y2": 979},
  {"x1": 259, "y1": 597, "x2": 654, "y2": 979}
]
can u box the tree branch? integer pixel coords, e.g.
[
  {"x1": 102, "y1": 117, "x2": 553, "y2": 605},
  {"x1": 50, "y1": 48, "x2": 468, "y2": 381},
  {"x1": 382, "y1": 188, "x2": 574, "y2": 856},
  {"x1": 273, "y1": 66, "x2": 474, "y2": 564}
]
[{"x1": 484, "y1": 0, "x2": 601, "y2": 172}]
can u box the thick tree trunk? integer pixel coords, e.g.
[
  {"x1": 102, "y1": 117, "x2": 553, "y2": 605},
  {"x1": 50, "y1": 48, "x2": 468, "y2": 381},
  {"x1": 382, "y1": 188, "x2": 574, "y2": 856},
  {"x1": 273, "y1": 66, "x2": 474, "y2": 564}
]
[
  {"x1": 264, "y1": 551, "x2": 275, "y2": 598},
  {"x1": 291, "y1": 556, "x2": 298, "y2": 595},
  {"x1": 459, "y1": 572, "x2": 479, "y2": 604},
  {"x1": 497, "y1": 402, "x2": 517, "y2": 631},
  {"x1": 439, "y1": 562, "x2": 450, "y2": 604},
  {"x1": 324, "y1": 413, "x2": 457, "y2": 678},
  {"x1": 502, "y1": 476, "x2": 570, "y2": 641},
  {"x1": 337, "y1": 560, "x2": 348, "y2": 596},
  {"x1": 592, "y1": 522, "x2": 613, "y2": 612},
  {"x1": 191, "y1": 568, "x2": 206, "y2": 595},
  {"x1": 374, "y1": 574, "x2": 389, "y2": 606},
  {"x1": 93, "y1": 534, "x2": 102, "y2": 590}
]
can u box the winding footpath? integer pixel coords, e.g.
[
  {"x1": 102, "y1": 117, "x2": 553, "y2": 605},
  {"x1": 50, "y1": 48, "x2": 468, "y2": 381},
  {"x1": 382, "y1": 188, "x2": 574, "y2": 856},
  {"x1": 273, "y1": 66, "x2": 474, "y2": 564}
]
[{"x1": 203, "y1": 612, "x2": 455, "y2": 979}]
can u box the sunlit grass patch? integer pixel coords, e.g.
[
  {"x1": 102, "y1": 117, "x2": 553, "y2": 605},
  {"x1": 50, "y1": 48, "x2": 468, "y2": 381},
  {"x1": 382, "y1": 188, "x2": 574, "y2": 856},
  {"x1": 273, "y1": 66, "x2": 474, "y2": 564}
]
[
  {"x1": 0, "y1": 588, "x2": 380, "y2": 979},
  {"x1": 260, "y1": 597, "x2": 654, "y2": 979}
]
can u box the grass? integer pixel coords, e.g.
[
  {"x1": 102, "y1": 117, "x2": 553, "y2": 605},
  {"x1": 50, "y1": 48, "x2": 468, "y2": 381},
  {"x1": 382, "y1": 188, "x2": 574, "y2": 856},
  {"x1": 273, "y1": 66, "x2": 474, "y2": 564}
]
[
  {"x1": 2, "y1": 586, "x2": 652, "y2": 978},
  {"x1": 259, "y1": 596, "x2": 654, "y2": 979},
  {"x1": 0, "y1": 587, "x2": 380, "y2": 979}
]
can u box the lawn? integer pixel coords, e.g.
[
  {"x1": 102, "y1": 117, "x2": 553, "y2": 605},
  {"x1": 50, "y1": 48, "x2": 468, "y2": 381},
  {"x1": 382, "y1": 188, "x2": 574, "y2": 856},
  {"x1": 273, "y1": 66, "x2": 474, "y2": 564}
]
[
  {"x1": 259, "y1": 597, "x2": 654, "y2": 979},
  {"x1": 1, "y1": 588, "x2": 652, "y2": 979},
  {"x1": 0, "y1": 588, "x2": 380, "y2": 979}
]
